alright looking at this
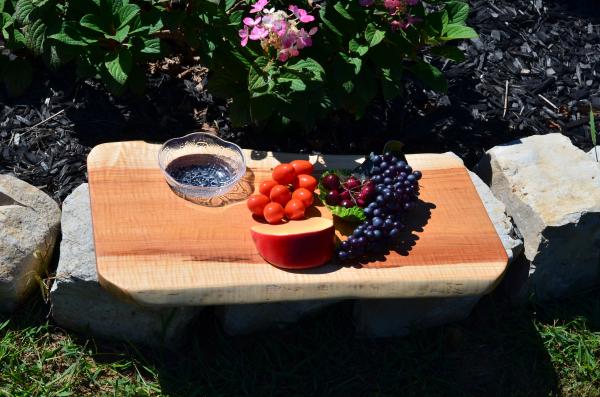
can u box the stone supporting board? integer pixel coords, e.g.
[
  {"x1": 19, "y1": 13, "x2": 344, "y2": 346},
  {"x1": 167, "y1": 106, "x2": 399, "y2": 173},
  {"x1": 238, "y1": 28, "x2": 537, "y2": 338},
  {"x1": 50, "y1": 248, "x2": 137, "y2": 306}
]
[
  {"x1": 475, "y1": 133, "x2": 600, "y2": 301},
  {"x1": 353, "y1": 296, "x2": 480, "y2": 337},
  {"x1": 50, "y1": 184, "x2": 199, "y2": 347},
  {"x1": 217, "y1": 300, "x2": 339, "y2": 335},
  {"x1": 0, "y1": 174, "x2": 60, "y2": 312}
]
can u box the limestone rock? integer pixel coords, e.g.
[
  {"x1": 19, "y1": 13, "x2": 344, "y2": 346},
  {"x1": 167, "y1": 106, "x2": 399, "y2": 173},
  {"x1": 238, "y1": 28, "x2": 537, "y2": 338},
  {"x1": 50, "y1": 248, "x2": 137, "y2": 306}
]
[
  {"x1": 589, "y1": 146, "x2": 599, "y2": 162},
  {"x1": 0, "y1": 174, "x2": 60, "y2": 312},
  {"x1": 50, "y1": 184, "x2": 199, "y2": 346},
  {"x1": 475, "y1": 133, "x2": 600, "y2": 300},
  {"x1": 444, "y1": 152, "x2": 523, "y2": 263},
  {"x1": 354, "y1": 296, "x2": 480, "y2": 337},
  {"x1": 218, "y1": 300, "x2": 339, "y2": 335}
]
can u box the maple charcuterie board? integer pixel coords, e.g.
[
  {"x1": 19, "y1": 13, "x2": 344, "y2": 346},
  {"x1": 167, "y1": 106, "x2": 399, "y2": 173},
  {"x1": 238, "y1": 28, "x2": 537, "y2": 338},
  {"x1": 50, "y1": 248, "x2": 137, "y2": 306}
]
[{"x1": 87, "y1": 141, "x2": 508, "y2": 306}]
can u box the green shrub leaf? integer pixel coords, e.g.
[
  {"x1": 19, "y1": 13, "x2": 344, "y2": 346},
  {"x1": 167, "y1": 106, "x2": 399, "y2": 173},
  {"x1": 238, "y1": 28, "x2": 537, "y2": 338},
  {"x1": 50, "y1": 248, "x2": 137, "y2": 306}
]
[
  {"x1": 364, "y1": 23, "x2": 385, "y2": 47},
  {"x1": 105, "y1": 48, "x2": 132, "y2": 85},
  {"x1": 287, "y1": 58, "x2": 325, "y2": 81},
  {"x1": 112, "y1": 25, "x2": 129, "y2": 42},
  {"x1": 48, "y1": 23, "x2": 89, "y2": 46},
  {"x1": 14, "y1": 0, "x2": 33, "y2": 24},
  {"x1": 80, "y1": 13, "x2": 108, "y2": 34},
  {"x1": 333, "y1": 3, "x2": 354, "y2": 21},
  {"x1": 446, "y1": 1, "x2": 469, "y2": 25},
  {"x1": 24, "y1": 18, "x2": 46, "y2": 56},
  {"x1": 118, "y1": 3, "x2": 140, "y2": 29},
  {"x1": 349, "y1": 39, "x2": 369, "y2": 56},
  {"x1": 442, "y1": 24, "x2": 478, "y2": 40},
  {"x1": 409, "y1": 59, "x2": 447, "y2": 92},
  {"x1": 431, "y1": 45, "x2": 465, "y2": 62},
  {"x1": 140, "y1": 37, "x2": 161, "y2": 54}
]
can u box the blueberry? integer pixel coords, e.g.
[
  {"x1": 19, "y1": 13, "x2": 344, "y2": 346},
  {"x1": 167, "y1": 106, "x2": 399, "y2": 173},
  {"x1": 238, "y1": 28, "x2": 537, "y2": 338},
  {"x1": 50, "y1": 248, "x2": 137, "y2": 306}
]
[
  {"x1": 389, "y1": 228, "x2": 400, "y2": 237},
  {"x1": 373, "y1": 229, "x2": 383, "y2": 239},
  {"x1": 372, "y1": 217, "x2": 383, "y2": 227},
  {"x1": 338, "y1": 251, "x2": 348, "y2": 260},
  {"x1": 413, "y1": 170, "x2": 422, "y2": 180}
]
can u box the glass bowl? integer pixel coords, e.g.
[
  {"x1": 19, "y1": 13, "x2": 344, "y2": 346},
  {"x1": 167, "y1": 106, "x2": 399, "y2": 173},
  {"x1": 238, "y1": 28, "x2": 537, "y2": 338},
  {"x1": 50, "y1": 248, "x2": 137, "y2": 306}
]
[{"x1": 158, "y1": 132, "x2": 246, "y2": 200}]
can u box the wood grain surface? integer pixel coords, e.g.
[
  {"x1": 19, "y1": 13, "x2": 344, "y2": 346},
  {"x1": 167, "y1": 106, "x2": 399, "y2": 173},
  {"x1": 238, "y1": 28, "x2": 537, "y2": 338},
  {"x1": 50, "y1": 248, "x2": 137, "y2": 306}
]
[{"x1": 87, "y1": 141, "x2": 508, "y2": 307}]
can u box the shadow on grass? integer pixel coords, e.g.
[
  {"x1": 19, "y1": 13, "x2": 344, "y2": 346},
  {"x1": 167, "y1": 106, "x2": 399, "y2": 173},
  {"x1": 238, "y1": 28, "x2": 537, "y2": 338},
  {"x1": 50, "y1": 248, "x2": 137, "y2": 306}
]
[
  {"x1": 152, "y1": 296, "x2": 560, "y2": 397},
  {"x1": 13, "y1": 286, "x2": 600, "y2": 396}
]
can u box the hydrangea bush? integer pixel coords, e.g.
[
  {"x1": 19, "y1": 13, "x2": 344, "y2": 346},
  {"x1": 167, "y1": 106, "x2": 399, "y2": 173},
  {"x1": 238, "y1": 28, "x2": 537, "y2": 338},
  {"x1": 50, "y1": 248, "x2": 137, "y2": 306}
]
[
  {"x1": 206, "y1": 0, "x2": 477, "y2": 129},
  {"x1": 1, "y1": 0, "x2": 475, "y2": 131}
]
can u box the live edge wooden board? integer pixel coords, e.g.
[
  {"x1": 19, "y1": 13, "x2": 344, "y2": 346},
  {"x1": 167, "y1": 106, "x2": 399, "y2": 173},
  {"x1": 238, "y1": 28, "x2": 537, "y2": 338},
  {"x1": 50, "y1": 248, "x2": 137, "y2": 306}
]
[{"x1": 87, "y1": 141, "x2": 508, "y2": 307}]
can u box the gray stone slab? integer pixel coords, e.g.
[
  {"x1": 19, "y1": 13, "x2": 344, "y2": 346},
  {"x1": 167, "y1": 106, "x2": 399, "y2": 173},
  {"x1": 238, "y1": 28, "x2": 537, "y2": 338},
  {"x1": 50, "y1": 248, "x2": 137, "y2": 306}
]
[
  {"x1": 475, "y1": 133, "x2": 600, "y2": 300},
  {"x1": 354, "y1": 296, "x2": 480, "y2": 337},
  {"x1": 217, "y1": 299, "x2": 339, "y2": 335},
  {"x1": 0, "y1": 174, "x2": 60, "y2": 312},
  {"x1": 50, "y1": 184, "x2": 199, "y2": 346}
]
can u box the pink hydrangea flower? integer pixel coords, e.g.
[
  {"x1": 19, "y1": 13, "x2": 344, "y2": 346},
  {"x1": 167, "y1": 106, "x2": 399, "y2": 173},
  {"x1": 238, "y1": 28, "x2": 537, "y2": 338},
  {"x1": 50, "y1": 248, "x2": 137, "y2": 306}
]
[
  {"x1": 250, "y1": 25, "x2": 269, "y2": 40},
  {"x1": 250, "y1": 0, "x2": 268, "y2": 14},
  {"x1": 296, "y1": 27, "x2": 318, "y2": 49},
  {"x1": 239, "y1": 3, "x2": 318, "y2": 62},
  {"x1": 383, "y1": 0, "x2": 401, "y2": 10},
  {"x1": 239, "y1": 26, "x2": 250, "y2": 46},
  {"x1": 243, "y1": 16, "x2": 261, "y2": 27},
  {"x1": 289, "y1": 5, "x2": 315, "y2": 23}
]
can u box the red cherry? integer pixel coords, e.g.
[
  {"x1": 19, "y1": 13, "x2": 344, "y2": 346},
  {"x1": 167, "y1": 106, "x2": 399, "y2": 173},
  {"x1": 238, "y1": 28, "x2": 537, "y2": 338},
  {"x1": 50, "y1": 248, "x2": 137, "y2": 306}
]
[
  {"x1": 322, "y1": 174, "x2": 341, "y2": 190},
  {"x1": 345, "y1": 177, "x2": 361, "y2": 190},
  {"x1": 340, "y1": 199, "x2": 354, "y2": 208},
  {"x1": 326, "y1": 190, "x2": 340, "y2": 205}
]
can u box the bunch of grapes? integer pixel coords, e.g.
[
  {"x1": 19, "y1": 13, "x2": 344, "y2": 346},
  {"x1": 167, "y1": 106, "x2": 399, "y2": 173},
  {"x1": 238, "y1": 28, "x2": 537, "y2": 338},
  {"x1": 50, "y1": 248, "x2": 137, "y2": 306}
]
[{"x1": 326, "y1": 153, "x2": 422, "y2": 262}]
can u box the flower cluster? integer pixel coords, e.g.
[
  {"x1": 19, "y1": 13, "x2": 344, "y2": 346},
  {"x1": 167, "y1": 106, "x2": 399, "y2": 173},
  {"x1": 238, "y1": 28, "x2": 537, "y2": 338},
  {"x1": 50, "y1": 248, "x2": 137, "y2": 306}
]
[
  {"x1": 359, "y1": 0, "x2": 421, "y2": 31},
  {"x1": 239, "y1": 0, "x2": 318, "y2": 62}
]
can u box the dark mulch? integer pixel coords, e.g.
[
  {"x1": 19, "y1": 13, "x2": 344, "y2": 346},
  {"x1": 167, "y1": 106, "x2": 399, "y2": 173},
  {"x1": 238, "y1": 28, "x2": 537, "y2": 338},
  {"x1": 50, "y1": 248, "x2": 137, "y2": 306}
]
[{"x1": 1, "y1": 0, "x2": 599, "y2": 203}]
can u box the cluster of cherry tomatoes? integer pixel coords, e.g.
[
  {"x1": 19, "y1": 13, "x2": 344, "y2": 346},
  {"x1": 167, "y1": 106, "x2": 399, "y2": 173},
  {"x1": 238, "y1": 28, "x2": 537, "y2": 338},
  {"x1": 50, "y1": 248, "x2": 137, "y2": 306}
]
[{"x1": 247, "y1": 160, "x2": 318, "y2": 224}]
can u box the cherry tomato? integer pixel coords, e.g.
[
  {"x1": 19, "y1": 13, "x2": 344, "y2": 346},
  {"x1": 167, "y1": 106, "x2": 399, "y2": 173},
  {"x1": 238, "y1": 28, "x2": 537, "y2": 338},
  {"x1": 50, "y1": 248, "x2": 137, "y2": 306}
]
[
  {"x1": 270, "y1": 184, "x2": 292, "y2": 206},
  {"x1": 263, "y1": 202, "x2": 285, "y2": 224},
  {"x1": 272, "y1": 163, "x2": 296, "y2": 185},
  {"x1": 290, "y1": 160, "x2": 313, "y2": 176},
  {"x1": 292, "y1": 187, "x2": 314, "y2": 207},
  {"x1": 285, "y1": 199, "x2": 306, "y2": 220},
  {"x1": 259, "y1": 180, "x2": 278, "y2": 196},
  {"x1": 292, "y1": 174, "x2": 318, "y2": 192},
  {"x1": 246, "y1": 194, "x2": 270, "y2": 216}
]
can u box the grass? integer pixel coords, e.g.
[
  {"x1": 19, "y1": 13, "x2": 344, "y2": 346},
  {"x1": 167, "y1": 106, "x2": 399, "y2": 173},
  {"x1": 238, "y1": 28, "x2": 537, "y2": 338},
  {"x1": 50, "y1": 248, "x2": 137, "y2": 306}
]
[{"x1": 2, "y1": 290, "x2": 600, "y2": 396}]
